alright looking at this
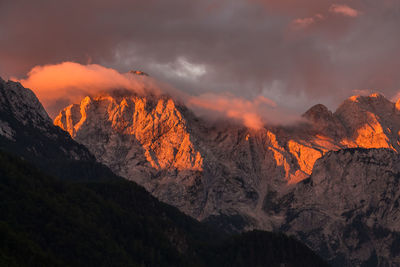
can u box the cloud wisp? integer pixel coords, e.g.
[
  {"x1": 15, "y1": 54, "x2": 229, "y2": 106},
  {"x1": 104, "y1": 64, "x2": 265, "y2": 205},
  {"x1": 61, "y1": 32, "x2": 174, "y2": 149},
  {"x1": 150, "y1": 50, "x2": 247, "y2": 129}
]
[
  {"x1": 329, "y1": 4, "x2": 360, "y2": 17},
  {"x1": 291, "y1": 14, "x2": 324, "y2": 29},
  {"x1": 189, "y1": 93, "x2": 301, "y2": 129}
]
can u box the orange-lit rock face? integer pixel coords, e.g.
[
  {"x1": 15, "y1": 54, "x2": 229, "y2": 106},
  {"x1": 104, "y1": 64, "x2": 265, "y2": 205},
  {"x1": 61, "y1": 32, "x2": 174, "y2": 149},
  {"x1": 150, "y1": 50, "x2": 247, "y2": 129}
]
[
  {"x1": 263, "y1": 131, "x2": 310, "y2": 184},
  {"x1": 55, "y1": 94, "x2": 203, "y2": 172},
  {"x1": 265, "y1": 131, "x2": 292, "y2": 179},
  {"x1": 335, "y1": 94, "x2": 400, "y2": 152},
  {"x1": 338, "y1": 117, "x2": 391, "y2": 149},
  {"x1": 54, "y1": 96, "x2": 92, "y2": 137},
  {"x1": 353, "y1": 118, "x2": 390, "y2": 149},
  {"x1": 288, "y1": 140, "x2": 322, "y2": 175}
]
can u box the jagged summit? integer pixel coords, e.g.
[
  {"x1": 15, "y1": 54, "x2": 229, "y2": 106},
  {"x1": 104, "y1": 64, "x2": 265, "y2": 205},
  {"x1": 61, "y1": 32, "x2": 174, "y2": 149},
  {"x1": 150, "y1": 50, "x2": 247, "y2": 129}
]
[
  {"x1": 54, "y1": 92, "x2": 203, "y2": 182},
  {"x1": 334, "y1": 93, "x2": 400, "y2": 150}
]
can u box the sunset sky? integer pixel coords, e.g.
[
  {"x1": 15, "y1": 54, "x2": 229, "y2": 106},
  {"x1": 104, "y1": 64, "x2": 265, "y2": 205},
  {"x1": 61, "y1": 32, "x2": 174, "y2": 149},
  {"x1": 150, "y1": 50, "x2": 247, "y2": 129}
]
[{"x1": 1, "y1": 0, "x2": 400, "y2": 123}]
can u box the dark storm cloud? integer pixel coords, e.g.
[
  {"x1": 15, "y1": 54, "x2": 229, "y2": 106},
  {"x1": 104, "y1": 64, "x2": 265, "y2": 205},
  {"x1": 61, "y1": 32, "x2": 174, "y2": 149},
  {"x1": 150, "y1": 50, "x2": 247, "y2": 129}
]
[{"x1": 1, "y1": 0, "x2": 400, "y2": 114}]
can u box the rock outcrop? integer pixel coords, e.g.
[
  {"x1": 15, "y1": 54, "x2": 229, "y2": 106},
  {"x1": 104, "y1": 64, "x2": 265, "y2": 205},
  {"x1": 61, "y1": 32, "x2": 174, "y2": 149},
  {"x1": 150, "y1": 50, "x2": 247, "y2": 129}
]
[{"x1": 276, "y1": 148, "x2": 400, "y2": 266}]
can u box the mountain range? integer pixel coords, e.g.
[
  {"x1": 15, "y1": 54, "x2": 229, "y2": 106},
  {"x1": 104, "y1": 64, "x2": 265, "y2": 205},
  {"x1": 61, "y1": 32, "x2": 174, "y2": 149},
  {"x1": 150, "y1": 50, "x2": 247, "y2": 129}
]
[
  {"x1": 53, "y1": 82, "x2": 400, "y2": 266},
  {"x1": 3, "y1": 75, "x2": 400, "y2": 265}
]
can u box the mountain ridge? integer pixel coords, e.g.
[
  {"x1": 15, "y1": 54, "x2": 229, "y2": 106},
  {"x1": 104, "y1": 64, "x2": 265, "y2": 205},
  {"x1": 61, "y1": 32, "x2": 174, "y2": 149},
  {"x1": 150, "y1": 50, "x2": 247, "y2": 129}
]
[
  {"x1": 53, "y1": 88, "x2": 400, "y2": 265},
  {"x1": 54, "y1": 90, "x2": 400, "y2": 222},
  {"x1": 0, "y1": 76, "x2": 328, "y2": 267}
]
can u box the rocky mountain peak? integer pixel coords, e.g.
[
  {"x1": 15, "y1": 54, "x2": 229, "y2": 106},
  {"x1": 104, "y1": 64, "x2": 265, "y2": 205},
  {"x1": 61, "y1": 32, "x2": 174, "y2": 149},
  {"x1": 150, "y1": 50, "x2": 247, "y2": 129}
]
[
  {"x1": 55, "y1": 92, "x2": 203, "y2": 173},
  {"x1": 301, "y1": 103, "x2": 346, "y2": 139},
  {"x1": 335, "y1": 93, "x2": 400, "y2": 150},
  {"x1": 0, "y1": 78, "x2": 51, "y2": 128},
  {"x1": 303, "y1": 104, "x2": 332, "y2": 122},
  {"x1": 335, "y1": 93, "x2": 395, "y2": 120}
]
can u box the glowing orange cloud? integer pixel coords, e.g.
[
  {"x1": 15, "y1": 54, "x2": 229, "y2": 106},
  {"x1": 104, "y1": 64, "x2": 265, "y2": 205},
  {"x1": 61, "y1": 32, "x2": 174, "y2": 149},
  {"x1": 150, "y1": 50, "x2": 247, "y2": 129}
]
[
  {"x1": 16, "y1": 62, "x2": 160, "y2": 117},
  {"x1": 292, "y1": 17, "x2": 316, "y2": 29},
  {"x1": 329, "y1": 4, "x2": 359, "y2": 17},
  {"x1": 291, "y1": 14, "x2": 324, "y2": 30},
  {"x1": 186, "y1": 93, "x2": 299, "y2": 129},
  {"x1": 188, "y1": 94, "x2": 266, "y2": 129}
]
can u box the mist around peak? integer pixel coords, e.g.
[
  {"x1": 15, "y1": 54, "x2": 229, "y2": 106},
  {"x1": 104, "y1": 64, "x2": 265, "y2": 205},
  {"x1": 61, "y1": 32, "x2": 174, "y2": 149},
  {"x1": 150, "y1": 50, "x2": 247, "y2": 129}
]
[{"x1": 16, "y1": 62, "x2": 301, "y2": 129}]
